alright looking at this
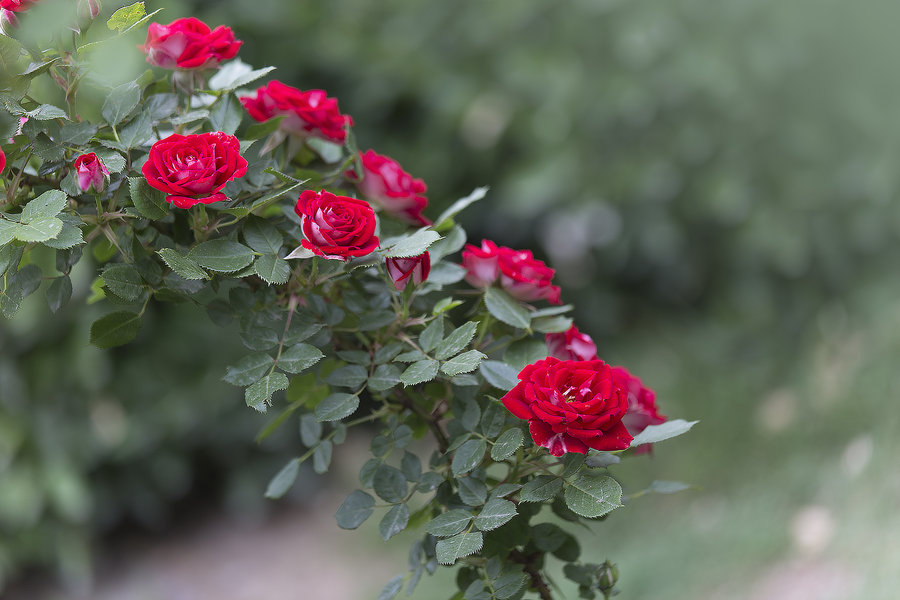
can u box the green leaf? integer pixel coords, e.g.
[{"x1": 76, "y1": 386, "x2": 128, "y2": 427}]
[
  {"x1": 532, "y1": 315, "x2": 574, "y2": 334},
  {"x1": 254, "y1": 254, "x2": 290, "y2": 285},
  {"x1": 646, "y1": 480, "x2": 691, "y2": 494},
  {"x1": 418, "y1": 317, "x2": 444, "y2": 353},
  {"x1": 168, "y1": 110, "x2": 209, "y2": 125},
  {"x1": 457, "y1": 477, "x2": 488, "y2": 506},
  {"x1": 89, "y1": 311, "x2": 141, "y2": 348},
  {"x1": 433, "y1": 297, "x2": 463, "y2": 315},
  {"x1": 504, "y1": 339, "x2": 548, "y2": 371},
  {"x1": 630, "y1": 419, "x2": 699, "y2": 446},
  {"x1": 452, "y1": 439, "x2": 486, "y2": 476},
  {"x1": 102, "y1": 81, "x2": 140, "y2": 127},
  {"x1": 157, "y1": 248, "x2": 208, "y2": 280},
  {"x1": 93, "y1": 148, "x2": 126, "y2": 173},
  {"x1": 384, "y1": 228, "x2": 441, "y2": 258},
  {"x1": 129, "y1": 177, "x2": 168, "y2": 220},
  {"x1": 313, "y1": 440, "x2": 333, "y2": 474},
  {"x1": 107, "y1": 1, "x2": 145, "y2": 32},
  {"x1": 479, "y1": 360, "x2": 520, "y2": 391},
  {"x1": 441, "y1": 350, "x2": 486, "y2": 377},
  {"x1": 484, "y1": 287, "x2": 531, "y2": 329},
  {"x1": 531, "y1": 523, "x2": 568, "y2": 553},
  {"x1": 400, "y1": 359, "x2": 439, "y2": 386},
  {"x1": 102, "y1": 264, "x2": 143, "y2": 301},
  {"x1": 278, "y1": 343, "x2": 323, "y2": 374},
  {"x1": 435, "y1": 321, "x2": 478, "y2": 360},
  {"x1": 207, "y1": 93, "x2": 243, "y2": 136},
  {"x1": 223, "y1": 353, "x2": 275, "y2": 386},
  {"x1": 0, "y1": 220, "x2": 19, "y2": 246},
  {"x1": 46, "y1": 276, "x2": 72, "y2": 314},
  {"x1": 119, "y1": 110, "x2": 153, "y2": 149},
  {"x1": 494, "y1": 572, "x2": 528, "y2": 599},
  {"x1": 563, "y1": 473, "x2": 623, "y2": 518},
  {"x1": 42, "y1": 220, "x2": 84, "y2": 250},
  {"x1": 305, "y1": 137, "x2": 343, "y2": 163},
  {"x1": 435, "y1": 532, "x2": 483, "y2": 565},
  {"x1": 425, "y1": 510, "x2": 473, "y2": 537},
  {"x1": 376, "y1": 575, "x2": 404, "y2": 600},
  {"x1": 208, "y1": 60, "x2": 276, "y2": 92},
  {"x1": 434, "y1": 187, "x2": 488, "y2": 228},
  {"x1": 428, "y1": 225, "x2": 466, "y2": 261},
  {"x1": 491, "y1": 428, "x2": 524, "y2": 461},
  {"x1": 245, "y1": 373, "x2": 289, "y2": 413},
  {"x1": 585, "y1": 452, "x2": 620, "y2": 468},
  {"x1": 264, "y1": 458, "x2": 300, "y2": 499},
  {"x1": 188, "y1": 240, "x2": 254, "y2": 272},
  {"x1": 297, "y1": 414, "x2": 322, "y2": 447},
  {"x1": 243, "y1": 217, "x2": 283, "y2": 254},
  {"x1": 335, "y1": 490, "x2": 375, "y2": 529},
  {"x1": 519, "y1": 475, "x2": 563, "y2": 503},
  {"x1": 244, "y1": 115, "x2": 286, "y2": 140},
  {"x1": 14, "y1": 217, "x2": 63, "y2": 242},
  {"x1": 325, "y1": 364, "x2": 368, "y2": 389},
  {"x1": 314, "y1": 393, "x2": 360, "y2": 422},
  {"x1": 58, "y1": 122, "x2": 98, "y2": 145},
  {"x1": 474, "y1": 498, "x2": 517, "y2": 531},
  {"x1": 373, "y1": 465, "x2": 407, "y2": 503},
  {"x1": 400, "y1": 451, "x2": 421, "y2": 482},
  {"x1": 368, "y1": 364, "x2": 401, "y2": 392},
  {"x1": 25, "y1": 104, "x2": 68, "y2": 121},
  {"x1": 379, "y1": 503, "x2": 410, "y2": 541},
  {"x1": 22, "y1": 190, "x2": 66, "y2": 221}
]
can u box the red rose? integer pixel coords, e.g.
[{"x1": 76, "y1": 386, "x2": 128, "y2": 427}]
[
  {"x1": 501, "y1": 356, "x2": 632, "y2": 456},
  {"x1": 73, "y1": 152, "x2": 109, "y2": 193},
  {"x1": 141, "y1": 132, "x2": 248, "y2": 209},
  {"x1": 0, "y1": 146, "x2": 5, "y2": 173},
  {"x1": 139, "y1": 17, "x2": 241, "y2": 70},
  {"x1": 547, "y1": 325, "x2": 598, "y2": 362},
  {"x1": 294, "y1": 190, "x2": 379, "y2": 260},
  {"x1": 386, "y1": 252, "x2": 431, "y2": 290},
  {"x1": 611, "y1": 366, "x2": 666, "y2": 444},
  {"x1": 462, "y1": 239, "x2": 562, "y2": 305},
  {"x1": 0, "y1": 0, "x2": 36, "y2": 13},
  {"x1": 350, "y1": 150, "x2": 430, "y2": 225},
  {"x1": 240, "y1": 81, "x2": 353, "y2": 144}
]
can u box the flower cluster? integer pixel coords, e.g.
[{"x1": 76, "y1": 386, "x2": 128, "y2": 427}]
[
  {"x1": 241, "y1": 81, "x2": 353, "y2": 144},
  {"x1": 463, "y1": 239, "x2": 562, "y2": 304}
]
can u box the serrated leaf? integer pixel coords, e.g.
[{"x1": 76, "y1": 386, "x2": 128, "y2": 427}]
[
  {"x1": 208, "y1": 93, "x2": 243, "y2": 135},
  {"x1": 278, "y1": 343, "x2": 323, "y2": 374},
  {"x1": 435, "y1": 532, "x2": 483, "y2": 565},
  {"x1": 93, "y1": 148, "x2": 126, "y2": 173},
  {"x1": 26, "y1": 104, "x2": 68, "y2": 121},
  {"x1": 489, "y1": 484, "x2": 522, "y2": 499},
  {"x1": 630, "y1": 419, "x2": 699, "y2": 446},
  {"x1": 491, "y1": 428, "x2": 524, "y2": 461},
  {"x1": 452, "y1": 439, "x2": 486, "y2": 476},
  {"x1": 313, "y1": 440, "x2": 333, "y2": 474},
  {"x1": 379, "y1": 503, "x2": 410, "y2": 541},
  {"x1": 400, "y1": 452, "x2": 421, "y2": 482},
  {"x1": 168, "y1": 110, "x2": 209, "y2": 125},
  {"x1": 435, "y1": 187, "x2": 488, "y2": 227},
  {"x1": 107, "y1": 1, "x2": 145, "y2": 32},
  {"x1": 457, "y1": 477, "x2": 488, "y2": 506},
  {"x1": 209, "y1": 60, "x2": 276, "y2": 92},
  {"x1": 129, "y1": 177, "x2": 168, "y2": 219},
  {"x1": 373, "y1": 465, "x2": 408, "y2": 503},
  {"x1": 119, "y1": 110, "x2": 153, "y2": 149},
  {"x1": 245, "y1": 372, "x2": 289, "y2": 413},
  {"x1": 102, "y1": 263, "x2": 143, "y2": 301},
  {"x1": 14, "y1": 217, "x2": 63, "y2": 242},
  {"x1": 400, "y1": 359, "x2": 439, "y2": 386},
  {"x1": 335, "y1": 490, "x2": 375, "y2": 529},
  {"x1": 418, "y1": 317, "x2": 444, "y2": 353},
  {"x1": 254, "y1": 254, "x2": 290, "y2": 284},
  {"x1": 484, "y1": 287, "x2": 531, "y2": 329},
  {"x1": 46, "y1": 276, "x2": 72, "y2": 314},
  {"x1": 243, "y1": 217, "x2": 283, "y2": 254},
  {"x1": 325, "y1": 364, "x2": 368, "y2": 389},
  {"x1": 21, "y1": 190, "x2": 66, "y2": 221},
  {"x1": 244, "y1": 115, "x2": 286, "y2": 140},
  {"x1": 563, "y1": 473, "x2": 622, "y2": 518},
  {"x1": 479, "y1": 360, "x2": 520, "y2": 391},
  {"x1": 532, "y1": 315, "x2": 573, "y2": 334},
  {"x1": 223, "y1": 353, "x2": 274, "y2": 386},
  {"x1": 376, "y1": 575, "x2": 404, "y2": 600},
  {"x1": 384, "y1": 228, "x2": 441, "y2": 258},
  {"x1": 89, "y1": 311, "x2": 141, "y2": 348},
  {"x1": 188, "y1": 240, "x2": 254, "y2": 272},
  {"x1": 428, "y1": 225, "x2": 466, "y2": 261},
  {"x1": 264, "y1": 458, "x2": 300, "y2": 499},
  {"x1": 157, "y1": 248, "x2": 208, "y2": 280},
  {"x1": 435, "y1": 321, "x2": 478, "y2": 360},
  {"x1": 314, "y1": 393, "x2": 360, "y2": 421},
  {"x1": 43, "y1": 222, "x2": 84, "y2": 249},
  {"x1": 441, "y1": 350, "x2": 486, "y2": 377},
  {"x1": 102, "y1": 81, "x2": 140, "y2": 127},
  {"x1": 474, "y1": 498, "x2": 517, "y2": 531},
  {"x1": 0, "y1": 220, "x2": 19, "y2": 246},
  {"x1": 494, "y1": 572, "x2": 528, "y2": 599},
  {"x1": 519, "y1": 475, "x2": 563, "y2": 503},
  {"x1": 369, "y1": 364, "x2": 401, "y2": 392},
  {"x1": 585, "y1": 452, "x2": 621, "y2": 468}
]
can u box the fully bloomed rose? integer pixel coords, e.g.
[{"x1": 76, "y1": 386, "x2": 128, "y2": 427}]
[
  {"x1": 141, "y1": 132, "x2": 247, "y2": 208},
  {"x1": 241, "y1": 81, "x2": 353, "y2": 144},
  {"x1": 501, "y1": 357, "x2": 633, "y2": 456},
  {"x1": 462, "y1": 240, "x2": 562, "y2": 305},
  {"x1": 547, "y1": 325, "x2": 598, "y2": 362},
  {"x1": 73, "y1": 153, "x2": 109, "y2": 193},
  {"x1": 139, "y1": 18, "x2": 241, "y2": 70},
  {"x1": 350, "y1": 150, "x2": 430, "y2": 225},
  {"x1": 386, "y1": 252, "x2": 431, "y2": 290},
  {"x1": 294, "y1": 190, "x2": 379, "y2": 260},
  {"x1": 0, "y1": 0, "x2": 36, "y2": 12},
  {"x1": 611, "y1": 366, "x2": 666, "y2": 439}
]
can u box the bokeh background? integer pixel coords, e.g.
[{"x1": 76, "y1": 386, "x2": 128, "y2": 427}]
[{"x1": 3, "y1": 0, "x2": 900, "y2": 598}]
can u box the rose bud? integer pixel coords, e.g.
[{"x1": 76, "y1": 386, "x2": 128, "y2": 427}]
[
  {"x1": 294, "y1": 190, "x2": 379, "y2": 261},
  {"x1": 462, "y1": 239, "x2": 501, "y2": 287},
  {"x1": 0, "y1": 8, "x2": 18, "y2": 32},
  {"x1": 546, "y1": 325, "x2": 598, "y2": 362},
  {"x1": 141, "y1": 132, "x2": 248, "y2": 208},
  {"x1": 139, "y1": 17, "x2": 241, "y2": 70},
  {"x1": 349, "y1": 150, "x2": 430, "y2": 225},
  {"x1": 463, "y1": 239, "x2": 562, "y2": 305},
  {"x1": 73, "y1": 152, "x2": 109, "y2": 194},
  {"x1": 240, "y1": 81, "x2": 353, "y2": 144},
  {"x1": 386, "y1": 252, "x2": 431, "y2": 291},
  {"x1": 77, "y1": 0, "x2": 101, "y2": 20}
]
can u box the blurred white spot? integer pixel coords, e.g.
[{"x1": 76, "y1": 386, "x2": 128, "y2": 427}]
[
  {"x1": 841, "y1": 435, "x2": 873, "y2": 477},
  {"x1": 790, "y1": 505, "x2": 835, "y2": 556},
  {"x1": 756, "y1": 388, "x2": 797, "y2": 433},
  {"x1": 460, "y1": 93, "x2": 511, "y2": 149},
  {"x1": 90, "y1": 398, "x2": 128, "y2": 447}
]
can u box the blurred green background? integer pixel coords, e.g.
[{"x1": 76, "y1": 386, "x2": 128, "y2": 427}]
[{"x1": 3, "y1": 0, "x2": 900, "y2": 598}]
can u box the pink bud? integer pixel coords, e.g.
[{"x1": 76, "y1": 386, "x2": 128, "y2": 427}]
[
  {"x1": 0, "y1": 9, "x2": 18, "y2": 32},
  {"x1": 386, "y1": 252, "x2": 431, "y2": 291},
  {"x1": 73, "y1": 152, "x2": 109, "y2": 193}
]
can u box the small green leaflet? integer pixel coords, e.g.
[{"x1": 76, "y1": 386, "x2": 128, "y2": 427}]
[
  {"x1": 157, "y1": 248, "x2": 209, "y2": 280},
  {"x1": 314, "y1": 393, "x2": 360, "y2": 421},
  {"x1": 490, "y1": 428, "x2": 524, "y2": 461},
  {"x1": 484, "y1": 287, "x2": 531, "y2": 329},
  {"x1": 379, "y1": 504, "x2": 410, "y2": 541},
  {"x1": 254, "y1": 254, "x2": 290, "y2": 285},
  {"x1": 107, "y1": 2, "x2": 145, "y2": 32},
  {"x1": 102, "y1": 264, "x2": 143, "y2": 301},
  {"x1": 400, "y1": 359, "x2": 439, "y2": 386},
  {"x1": 519, "y1": 475, "x2": 563, "y2": 503},
  {"x1": 277, "y1": 343, "x2": 323, "y2": 374},
  {"x1": 223, "y1": 353, "x2": 274, "y2": 386},
  {"x1": 264, "y1": 458, "x2": 300, "y2": 499},
  {"x1": 479, "y1": 360, "x2": 520, "y2": 391},
  {"x1": 563, "y1": 473, "x2": 622, "y2": 518},
  {"x1": 245, "y1": 373, "x2": 289, "y2": 413},
  {"x1": 451, "y1": 439, "x2": 486, "y2": 476},
  {"x1": 188, "y1": 240, "x2": 254, "y2": 272},
  {"x1": 440, "y1": 350, "x2": 486, "y2": 377},
  {"x1": 630, "y1": 419, "x2": 699, "y2": 446},
  {"x1": 426, "y1": 509, "x2": 473, "y2": 537},
  {"x1": 473, "y1": 498, "x2": 517, "y2": 531},
  {"x1": 89, "y1": 311, "x2": 142, "y2": 348},
  {"x1": 383, "y1": 228, "x2": 441, "y2": 258},
  {"x1": 335, "y1": 490, "x2": 375, "y2": 529},
  {"x1": 435, "y1": 532, "x2": 483, "y2": 565},
  {"x1": 376, "y1": 575, "x2": 404, "y2": 600},
  {"x1": 434, "y1": 321, "x2": 478, "y2": 360}
]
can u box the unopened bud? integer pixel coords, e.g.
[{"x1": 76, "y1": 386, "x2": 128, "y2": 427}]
[
  {"x1": 596, "y1": 560, "x2": 619, "y2": 596},
  {"x1": 77, "y1": 0, "x2": 101, "y2": 20},
  {"x1": 74, "y1": 152, "x2": 110, "y2": 194},
  {"x1": 1, "y1": 9, "x2": 19, "y2": 33}
]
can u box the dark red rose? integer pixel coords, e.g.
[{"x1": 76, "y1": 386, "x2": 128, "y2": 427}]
[
  {"x1": 294, "y1": 190, "x2": 379, "y2": 260},
  {"x1": 386, "y1": 252, "x2": 431, "y2": 290},
  {"x1": 349, "y1": 150, "x2": 430, "y2": 225},
  {"x1": 0, "y1": 0, "x2": 36, "y2": 13},
  {"x1": 547, "y1": 325, "x2": 598, "y2": 362},
  {"x1": 501, "y1": 356, "x2": 633, "y2": 456},
  {"x1": 73, "y1": 152, "x2": 109, "y2": 193},
  {"x1": 141, "y1": 132, "x2": 247, "y2": 209},
  {"x1": 611, "y1": 366, "x2": 666, "y2": 446},
  {"x1": 462, "y1": 239, "x2": 562, "y2": 305},
  {"x1": 139, "y1": 17, "x2": 241, "y2": 70},
  {"x1": 240, "y1": 81, "x2": 353, "y2": 144}
]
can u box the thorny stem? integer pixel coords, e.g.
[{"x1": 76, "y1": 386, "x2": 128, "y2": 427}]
[
  {"x1": 396, "y1": 388, "x2": 449, "y2": 453},
  {"x1": 510, "y1": 550, "x2": 554, "y2": 600}
]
